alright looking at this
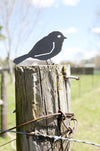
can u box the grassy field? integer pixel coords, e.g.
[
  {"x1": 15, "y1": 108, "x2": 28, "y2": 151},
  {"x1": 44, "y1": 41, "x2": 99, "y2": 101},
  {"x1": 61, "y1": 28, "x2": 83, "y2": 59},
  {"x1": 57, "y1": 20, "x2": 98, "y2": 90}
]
[
  {"x1": 0, "y1": 75, "x2": 16, "y2": 151},
  {"x1": 71, "y1": 75, "x2": 100, "y2": 151},
  {"x1": 0, "y1": 74, "x2": 100, "y2": 151}
]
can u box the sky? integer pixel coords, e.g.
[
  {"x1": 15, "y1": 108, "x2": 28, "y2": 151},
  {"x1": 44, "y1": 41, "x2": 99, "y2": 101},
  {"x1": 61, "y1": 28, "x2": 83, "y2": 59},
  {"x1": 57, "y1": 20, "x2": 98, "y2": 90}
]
[{"x1": 0, "y1": 0, "x2": 100, "y2": 63}]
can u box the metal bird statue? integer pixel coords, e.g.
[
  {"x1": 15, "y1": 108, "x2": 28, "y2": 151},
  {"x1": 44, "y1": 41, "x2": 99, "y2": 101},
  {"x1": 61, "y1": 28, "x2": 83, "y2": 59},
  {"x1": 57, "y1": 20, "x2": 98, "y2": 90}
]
[{"x1": 13, "y1": 31, "x2": 67, "y2": 64}]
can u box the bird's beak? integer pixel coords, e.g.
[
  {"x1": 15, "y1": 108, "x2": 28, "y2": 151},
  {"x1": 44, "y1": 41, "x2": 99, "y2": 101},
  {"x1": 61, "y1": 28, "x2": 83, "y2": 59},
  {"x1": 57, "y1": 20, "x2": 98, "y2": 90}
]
[{"x1": 64, "y1": 36, "x2": 67, "y2": 39}]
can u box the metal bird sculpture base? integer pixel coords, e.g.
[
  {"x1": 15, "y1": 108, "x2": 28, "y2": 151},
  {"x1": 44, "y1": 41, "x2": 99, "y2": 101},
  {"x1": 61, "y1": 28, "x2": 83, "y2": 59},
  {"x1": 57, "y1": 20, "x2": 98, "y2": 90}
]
[{"x1": 13, "y1": 31, "x2": 67, "y2": 65}]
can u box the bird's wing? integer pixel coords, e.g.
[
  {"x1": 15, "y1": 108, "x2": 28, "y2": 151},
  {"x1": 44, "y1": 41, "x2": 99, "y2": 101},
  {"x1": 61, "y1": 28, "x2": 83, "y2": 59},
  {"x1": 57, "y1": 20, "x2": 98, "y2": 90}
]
[
  {"x1": 34, "y1": 42, "x2": 55, "y2": 57},
  {"x1": 28, "y1": 37, "x2": 55, "y2": 57}
]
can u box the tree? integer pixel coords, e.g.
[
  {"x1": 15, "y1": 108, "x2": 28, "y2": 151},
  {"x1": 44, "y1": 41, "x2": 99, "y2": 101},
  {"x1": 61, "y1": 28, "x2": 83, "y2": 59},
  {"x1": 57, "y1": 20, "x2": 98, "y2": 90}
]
[
  {"x1": 0, "y1": 26, "x2": 6, "y2": 67},
  {"x1": 0, "y1": 26, "x2": 5, "y2": 40},
  {"x1": 0, "y1": 0, "x2": 43, "y2": 83}
]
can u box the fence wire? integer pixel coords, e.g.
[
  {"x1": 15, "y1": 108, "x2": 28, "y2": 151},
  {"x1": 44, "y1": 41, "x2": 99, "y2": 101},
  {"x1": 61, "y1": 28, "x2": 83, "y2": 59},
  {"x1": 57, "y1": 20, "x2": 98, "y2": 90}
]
[{"x1": 0, "y1": 129, "x2": 100, "y2": 148}]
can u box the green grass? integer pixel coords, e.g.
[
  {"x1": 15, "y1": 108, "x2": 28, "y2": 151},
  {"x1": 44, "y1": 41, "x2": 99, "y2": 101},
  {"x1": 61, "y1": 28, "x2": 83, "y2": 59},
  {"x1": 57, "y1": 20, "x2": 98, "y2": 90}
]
[
  {"x1": 0, "y1": 75, "x2": 16, "y2": 151},
  {"x1": 71, "y1": 75, "x2": 100, "y2": 151},
  {"x1": 0, "y1": 74, "x2": 100, "y2": 151},
  {"x1": 94, "y1": 70, "x2": 100, "y2": 75},
  {"x1": 71, "y1": 75, "x2": 100, "y2": 100}
]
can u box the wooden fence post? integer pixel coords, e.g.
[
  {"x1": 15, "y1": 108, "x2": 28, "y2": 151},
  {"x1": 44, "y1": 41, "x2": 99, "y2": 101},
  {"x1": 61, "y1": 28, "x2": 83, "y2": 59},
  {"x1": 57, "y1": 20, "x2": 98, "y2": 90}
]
[
  {"x1": 15, "y1": 65, "x2": 71, "y2": 151},
  {"x1": 1, "y1": 71, "x2": 7, "y2": 137},
  {"x1": 66, "y1": 64, "x2": 71, "y2": 112}
]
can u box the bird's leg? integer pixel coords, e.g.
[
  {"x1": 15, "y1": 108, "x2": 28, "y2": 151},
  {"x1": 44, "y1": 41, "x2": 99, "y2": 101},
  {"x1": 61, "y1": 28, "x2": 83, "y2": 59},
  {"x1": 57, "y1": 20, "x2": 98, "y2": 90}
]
[
  {"x1": 46, "y1": 60, "x2": 49, "y2": 65},
  {"x1": 49, "y1": 59, "x2": 53, "y2": 64},
  {"x1": 46, "y1": 59, "x2": 55, "y2": 65},
  {"x1": 49, "y1": 59, "x2": 55, "y2": 65}
]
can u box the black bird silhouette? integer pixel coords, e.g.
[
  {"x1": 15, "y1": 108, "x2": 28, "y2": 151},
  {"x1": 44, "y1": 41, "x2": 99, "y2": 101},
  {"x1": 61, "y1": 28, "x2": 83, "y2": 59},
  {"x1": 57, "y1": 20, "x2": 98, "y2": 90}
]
[{"x1": 13, "y1": 31, "x2": 67, "y2": 64}]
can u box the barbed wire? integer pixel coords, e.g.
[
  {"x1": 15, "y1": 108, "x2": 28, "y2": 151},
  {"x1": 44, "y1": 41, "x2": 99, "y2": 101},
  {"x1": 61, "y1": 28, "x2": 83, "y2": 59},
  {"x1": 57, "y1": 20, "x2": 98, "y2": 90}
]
[
  {"x1": 31, "y1": 131, "x2": 100, "y2": 147},
  {"x1": 0, "y1": 129, "x2": 28, "y2": 135},
  {"x1": 0, "y1": 110, "x2": 100, "y2": 149},
  {"x1": 0, "y1": 112, "x2": 61, "y2": 136},
  {"x1": 0, "y1": 129, "x2": 100, "y2": 148},
  {"x1": 0, "y1": 110, "x2": 76, "y2": 149},
  {"x1": 0, "y1": 111, "x2": 74, "y2": 136}
]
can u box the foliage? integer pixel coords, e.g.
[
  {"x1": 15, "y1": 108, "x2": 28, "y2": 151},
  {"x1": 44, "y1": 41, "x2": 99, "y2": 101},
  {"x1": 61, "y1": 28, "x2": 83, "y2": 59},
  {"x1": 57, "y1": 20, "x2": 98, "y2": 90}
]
[
  {"x1": 0, "y1": 26, "x2": 5, "y2": 40},
  {"x1": 0, "y1": 0, "x2": 43, "y2": 58}
]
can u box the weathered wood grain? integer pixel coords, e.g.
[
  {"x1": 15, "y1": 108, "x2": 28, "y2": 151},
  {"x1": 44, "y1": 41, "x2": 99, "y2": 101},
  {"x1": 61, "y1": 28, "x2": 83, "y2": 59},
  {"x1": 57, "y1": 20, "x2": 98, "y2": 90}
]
[{"x1": 15, "y1": 65, "x2": 71, "y2": 151}]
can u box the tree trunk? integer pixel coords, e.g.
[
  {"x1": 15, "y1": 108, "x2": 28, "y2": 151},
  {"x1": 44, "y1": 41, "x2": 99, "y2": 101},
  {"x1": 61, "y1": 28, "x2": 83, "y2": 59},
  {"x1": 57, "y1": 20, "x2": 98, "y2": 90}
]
[{"x1": 7, "y1": 53, "x2": 15, "y2": 84}]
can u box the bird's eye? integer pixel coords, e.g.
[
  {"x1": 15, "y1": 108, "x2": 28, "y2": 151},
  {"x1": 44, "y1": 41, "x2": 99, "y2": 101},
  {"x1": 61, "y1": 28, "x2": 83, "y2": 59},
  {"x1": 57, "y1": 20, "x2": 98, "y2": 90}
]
[{"x1": 57, "y1": 35, "x2": 61, "y2": 38}]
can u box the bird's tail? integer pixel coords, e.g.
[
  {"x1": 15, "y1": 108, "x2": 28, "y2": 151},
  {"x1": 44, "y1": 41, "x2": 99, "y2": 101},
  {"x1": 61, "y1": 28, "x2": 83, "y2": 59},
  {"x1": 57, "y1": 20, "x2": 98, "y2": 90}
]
[{"x1": 13, "y1": 54, "x2": 29, "y2": 64}]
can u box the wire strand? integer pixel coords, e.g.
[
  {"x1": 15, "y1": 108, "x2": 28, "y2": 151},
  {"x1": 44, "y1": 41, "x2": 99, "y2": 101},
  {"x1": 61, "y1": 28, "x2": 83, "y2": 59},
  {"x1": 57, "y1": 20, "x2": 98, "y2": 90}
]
[
  {"x1": 0, "y1": 130, "x2": 100, "y2": 148},
  {"x1": 0, "y1": 112, "x2": 61, "y2": 136},
  {"x1": 0, "y1": 139, "x2": 16, "y2": 148}
]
